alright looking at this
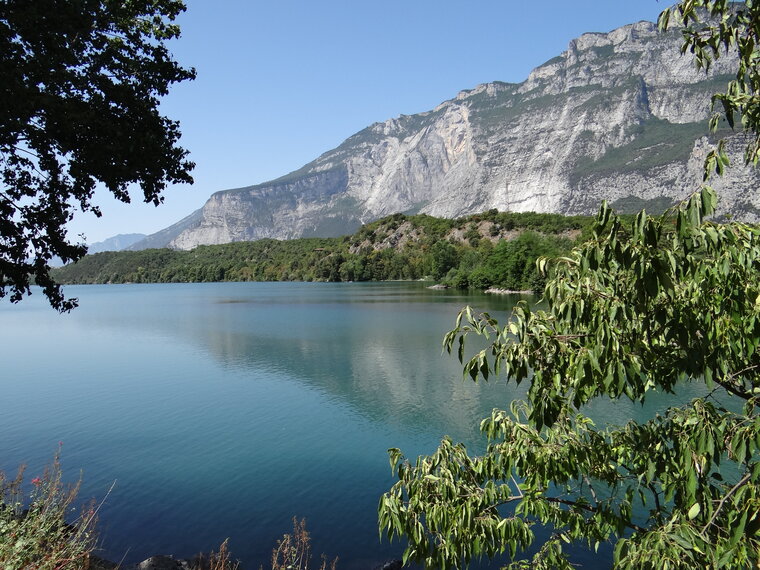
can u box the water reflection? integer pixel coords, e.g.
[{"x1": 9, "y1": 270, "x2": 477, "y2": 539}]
[
  {"x1": 0, "y1": 282, "x2": 527, "y2": 568},
  {"x1": 0, "y1": 282, "x2": 707, "y2": 568},
  {"x1": 58, "y1": 282, "x2": 524, "y2": 443}
]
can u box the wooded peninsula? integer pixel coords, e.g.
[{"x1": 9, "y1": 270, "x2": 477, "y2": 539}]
[{"x1": 53, "y1": 210, "x2": 614, "y2": 292}]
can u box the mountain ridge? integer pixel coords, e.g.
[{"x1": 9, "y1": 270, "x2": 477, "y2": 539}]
[
  {"x1": 87, "y1": 233, "x2": 146, "y2": 254},
  {"x1": 129, "y1": 18, "x2": 760, "y2": 252}
]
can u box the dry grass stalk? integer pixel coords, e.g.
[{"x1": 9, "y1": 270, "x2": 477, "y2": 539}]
[
  {"x1": 0, "y1": 450, "x2": 99, "y2": 570},
  {"x1": 269, "y1": 518, "x2": 337, "y2": 570},
  {"x1": 192, "y1": 538, "x2": 240, "y2": 570}
]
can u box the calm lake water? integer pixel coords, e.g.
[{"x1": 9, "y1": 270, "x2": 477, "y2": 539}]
[
  {"x1": 0, "y1": 282, "x2": 704, "y2": 568},
  {"x1": 0, "y1": 282, "x2": 526, "y2": 568}
]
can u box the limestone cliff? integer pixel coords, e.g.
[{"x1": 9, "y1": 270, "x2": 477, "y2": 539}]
[{"x1": 131, "y1": 20, "x2": 760, "y2": 251}]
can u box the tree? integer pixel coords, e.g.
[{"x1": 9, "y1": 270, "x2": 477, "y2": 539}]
[
  {"x1": 430, "y1": 240, "x2": 458, "y2": 280},
  {"x1": 0, "y1": 0, "x2": 195, "y2": 311},
  {"x1": 379, "y1": 2, "x2": 760, "y2": 568}
]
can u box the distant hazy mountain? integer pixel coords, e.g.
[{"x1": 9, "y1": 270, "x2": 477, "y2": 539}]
[
  {"x1": 125, "y1": 210, "x2": 202, "y2": 251},
  {"x1": 87, "y1": 233, "x2": 146, "y2": 254},
  {"x1": 130, "y1": 18, "x2": 760, "y2": 252}
]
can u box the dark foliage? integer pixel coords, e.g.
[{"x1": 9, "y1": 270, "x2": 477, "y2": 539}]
[{"x1": 0, "y1": 0, "x2": 195, "y2": 311}]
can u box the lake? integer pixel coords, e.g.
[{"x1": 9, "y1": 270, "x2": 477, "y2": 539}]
[
  {"x1": 0, "y1": 281, "x2": 708, "y2": 568},
  {"x1": 0, "y1": 282, "x2": 531, "y2": 568}
]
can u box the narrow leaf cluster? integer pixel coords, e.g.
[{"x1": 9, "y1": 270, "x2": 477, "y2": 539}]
[
  {"x1": 659, "y1": 1, "x2": 760, "y2": 170},
  {"x1": 380, "y1": 188, "x2": 760, "y2": 568}
]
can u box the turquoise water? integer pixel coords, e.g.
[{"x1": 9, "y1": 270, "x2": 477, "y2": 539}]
[
  {"x1": 0, "y1": 281, "x2": 711, "y2": 568},
  {"x1": 0, "y1": 282, "x2": 532, "y2": 568}
]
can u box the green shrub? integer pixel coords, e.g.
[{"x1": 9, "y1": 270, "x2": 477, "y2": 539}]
[
  {"x1": 451, "y1": 270, "x2": 470, "y2": 289},
  {"x1": 0, "y1": 452, "x2": 97, "y2": 570},
  {"x1": 468, "y1": 267, "x2": 493, "y2": 289}
]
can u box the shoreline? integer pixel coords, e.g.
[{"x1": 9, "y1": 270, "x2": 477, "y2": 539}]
[
  {"x1": 483, "y1": 287, "x2": 533, "y2": 295},
  {"x1": 91, "y1": 554, "x2": 403, "y2": 570},
  {"x1": 425, "y1": 284, "x2": 534, "y2": 294}
]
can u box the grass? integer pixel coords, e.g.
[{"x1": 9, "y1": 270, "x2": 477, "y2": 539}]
[
  {"x1": 0, "y1": 450, "x2": 98, "y2": 570},
  {"x1": 194, "y1": 540, "x2": 240, "y2": 570},
  {"x1": 270, "y1": 518, "x2": 337, "y2": 570},
  {"x1": 0, "y1": 454, "x2": 334, "y2": 570}
]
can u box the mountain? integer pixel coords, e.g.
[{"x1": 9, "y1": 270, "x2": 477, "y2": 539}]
[
  {"x1": 125, "y1": 210, "x2": 202, "y2": 251},
  {"x1": 131, "y1": 19, "x2": 760, "y2": 252},
  {"x1": 86, "y1": 233, "x2": 146, "y2": 254}
]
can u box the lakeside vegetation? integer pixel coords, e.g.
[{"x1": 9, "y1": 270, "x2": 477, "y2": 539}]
[
  {"x1": 0, "y1": 452, "x2": 333, "y2": 570},
  {"x1": 53, "y1": 210, "x2": 604, "y2": 292},
  {"x1": 6, "y1": 0, "x2": 760, "y2": 564},
  {"x1": 0, "y1": 452, "x2": 97, "y2": 569}
]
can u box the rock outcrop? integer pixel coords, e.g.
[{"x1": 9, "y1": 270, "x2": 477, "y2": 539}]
[{"x1": 131, "y1": 19, "x2": 760, "y2": 251}]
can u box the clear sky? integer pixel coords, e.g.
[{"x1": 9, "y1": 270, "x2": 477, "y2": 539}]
[{"x1": 69, "y1": 0, "x2": 670, "y2": 244}]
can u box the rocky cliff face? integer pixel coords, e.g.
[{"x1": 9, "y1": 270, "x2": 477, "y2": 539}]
[{"x1": 132, "y1": 20, "x2": 760, "y2": 251}]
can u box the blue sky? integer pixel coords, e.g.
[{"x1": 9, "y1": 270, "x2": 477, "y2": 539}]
[{"x1": 70, "y1": 1, "x2": 670, "y2": 244}]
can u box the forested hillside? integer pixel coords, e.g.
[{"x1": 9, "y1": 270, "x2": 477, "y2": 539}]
[{"x1": 53, "y1": 210, "x2": 598, "y2": 292}]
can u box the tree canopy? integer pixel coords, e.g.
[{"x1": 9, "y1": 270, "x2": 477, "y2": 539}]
[
  {"x1": 49, "y1": 210, "x2": 592, "y2": 288},
  {"x1": 379, "y1": 2, "x2": 760, "y2": 568},
  {"x1": 0, "y1": 0, "x2": 194, "y2": 311}
]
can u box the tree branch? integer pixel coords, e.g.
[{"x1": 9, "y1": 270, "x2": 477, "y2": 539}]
[
  {"x1": 726, "y1": 364, "x2": 760, "y2": 382},
  {"x1": 713, "y1": 377, "x2": 753, "y2": 401},
  {"x1": 542, "y1": 497, "x2": 647, "y2": 533},
  {"x1": 701, "y1": 472, "x2": 752, "y2": 535},
  {"x1": 648, "y1": 482, "x2": 663, "y2": 520}
]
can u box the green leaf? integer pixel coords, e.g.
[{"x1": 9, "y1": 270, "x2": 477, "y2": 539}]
[
  {"x1": 380, "y1": 9, "x2": 760, "y2": 560},
  {"x1": 730, "y1": 510, "x2": 749, "y2": 547}
]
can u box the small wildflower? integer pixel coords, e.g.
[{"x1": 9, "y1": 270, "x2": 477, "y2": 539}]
[{"x1": 31, "y1": 477, "x2": 42, "y2": 486}]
